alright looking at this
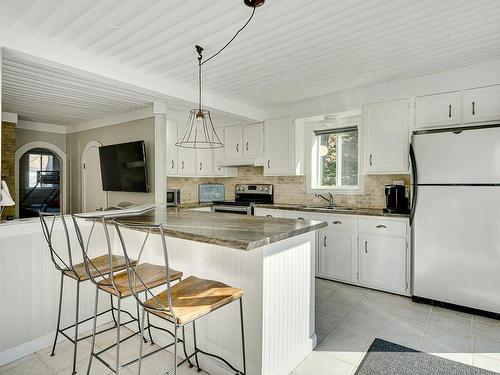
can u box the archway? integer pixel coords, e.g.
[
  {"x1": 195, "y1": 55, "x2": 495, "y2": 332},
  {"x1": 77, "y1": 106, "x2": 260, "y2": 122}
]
[{"x1": 15, "y1": 142, "x2": 67, "y2": 218}]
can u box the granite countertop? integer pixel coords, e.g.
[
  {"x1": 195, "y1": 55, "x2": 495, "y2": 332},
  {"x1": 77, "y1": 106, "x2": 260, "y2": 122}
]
[
  {"x1": 115, "y1": 207, "x2": 327, "y2": 251},
  {"x1": 253, "y1": 204, "x2": 410, "y2": 218}
]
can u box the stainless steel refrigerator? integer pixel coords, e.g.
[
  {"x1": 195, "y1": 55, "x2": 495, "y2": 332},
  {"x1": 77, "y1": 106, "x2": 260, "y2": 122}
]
[{"x1": 411, "y1": 125, "x2": 500, "y2": 314}]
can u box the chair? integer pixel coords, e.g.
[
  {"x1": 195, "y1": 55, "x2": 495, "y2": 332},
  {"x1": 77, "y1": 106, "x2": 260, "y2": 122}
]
[
  {"x1": 71, "y1": 213, "x2": 185, "y2": 375},
  {"x1": 113, "y1": 220, "x2": 247, "y2": 375},
  {"x1": 39, "y1": 212, "x2": 132, "y2": 375}
]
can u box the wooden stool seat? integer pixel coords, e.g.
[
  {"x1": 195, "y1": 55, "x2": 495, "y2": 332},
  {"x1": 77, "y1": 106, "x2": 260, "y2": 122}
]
[
  {"x1": 98, "y1": 263, "x2": 183, "y2": 298},
  {"x1": 145, "y1": 275, "x2": 244, "y2": 324},
  {"x1": 63, "y1": 254, "x2": 135, "y2": 281}
]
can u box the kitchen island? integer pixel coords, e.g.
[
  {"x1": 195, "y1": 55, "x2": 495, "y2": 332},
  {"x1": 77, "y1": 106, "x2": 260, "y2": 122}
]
[
  {"x1": 114, "y1": 207, "x2": 326, "y2": 375},
  {"x1": 0, "y1": 208, "x2": 326, "y2": 375}
]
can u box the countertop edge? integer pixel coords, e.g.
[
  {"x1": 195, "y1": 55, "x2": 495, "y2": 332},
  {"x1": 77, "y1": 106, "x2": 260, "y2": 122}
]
[{"x1": 253, "y1": 204, "x2": 410, "y2": 218}]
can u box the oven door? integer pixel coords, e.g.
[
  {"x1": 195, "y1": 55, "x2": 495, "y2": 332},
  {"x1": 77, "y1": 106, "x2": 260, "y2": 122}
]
[{"x1": 211, "y1": 205, "x2": 252, "y2": 215}]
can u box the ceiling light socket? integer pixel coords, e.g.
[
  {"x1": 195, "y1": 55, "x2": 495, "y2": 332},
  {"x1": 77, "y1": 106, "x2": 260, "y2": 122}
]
[{"x1": 244, "y1": 0, "x2": 265, "y2": 7}]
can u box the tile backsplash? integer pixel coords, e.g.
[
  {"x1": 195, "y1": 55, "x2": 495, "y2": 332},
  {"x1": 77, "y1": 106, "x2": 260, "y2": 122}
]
[{"x1": 167, "y1": 166, "x2": 410, "y2": 209}]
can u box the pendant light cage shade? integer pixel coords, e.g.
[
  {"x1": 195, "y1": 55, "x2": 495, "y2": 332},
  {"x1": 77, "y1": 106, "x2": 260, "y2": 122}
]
[{"x1": 175, "y1": 109, "x2": 224, "y2": 149}]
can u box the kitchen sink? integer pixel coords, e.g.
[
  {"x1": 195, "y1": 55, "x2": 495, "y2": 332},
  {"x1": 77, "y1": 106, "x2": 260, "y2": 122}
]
[{"x1": 304, "y1": 205, "x2": 355, "y2": 211}]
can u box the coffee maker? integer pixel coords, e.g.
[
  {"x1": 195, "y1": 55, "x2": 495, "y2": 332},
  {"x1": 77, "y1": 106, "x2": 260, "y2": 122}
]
[{"x1": 384, "y1": 185, "x2": 408, "y2": 213}]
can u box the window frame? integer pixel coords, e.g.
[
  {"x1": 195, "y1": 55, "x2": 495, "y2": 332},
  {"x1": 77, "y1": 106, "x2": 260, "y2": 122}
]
[
  {"x1": 305, "y1": 117, "x2": 364, "y2": 195},
  {"x1": 27, "y1": 152, "x2": 56, "y2": 188}
]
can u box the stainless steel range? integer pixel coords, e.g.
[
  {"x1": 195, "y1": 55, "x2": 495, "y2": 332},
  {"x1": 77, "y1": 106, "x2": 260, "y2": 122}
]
[{"x1": 211, "y1": 184, "x2": 274, "y2": 215}]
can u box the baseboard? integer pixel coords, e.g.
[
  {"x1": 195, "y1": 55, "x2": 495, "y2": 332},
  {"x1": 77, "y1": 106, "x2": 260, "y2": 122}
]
[{"x1": 0, "y1": 313, "x2": 114, "y2": 367}]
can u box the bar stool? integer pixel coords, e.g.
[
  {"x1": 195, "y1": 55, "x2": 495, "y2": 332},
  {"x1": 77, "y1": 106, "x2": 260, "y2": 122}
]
[
  {"x1": 71, "y1": 213, "x2": 186, "y2": 375},
  {"x1": 39, "y1": 212, "x2": 133, "y2": 375},
  {"x1": 113, "y1": 220, "x2": 247, "y2": 375}
]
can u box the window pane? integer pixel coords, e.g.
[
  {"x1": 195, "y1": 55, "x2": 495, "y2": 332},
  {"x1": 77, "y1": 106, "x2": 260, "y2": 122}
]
[
  {"x1": 340, "y1": 130, "x2": 358, "y2": 186},
  {"x1": 28, "y1": 154, "x2": 41, "y2": 187},
  {"x1": 315, "y1": 128, "x2": 359, "y2": 188},
  {"x1": 319, "y1": 133, "x2": 337, "y2": 186}
]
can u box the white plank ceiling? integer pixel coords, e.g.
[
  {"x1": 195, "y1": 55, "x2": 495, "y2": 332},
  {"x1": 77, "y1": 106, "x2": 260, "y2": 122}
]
[{"x1": 1, "y1": 0, "x2": 500, "y2": 109}]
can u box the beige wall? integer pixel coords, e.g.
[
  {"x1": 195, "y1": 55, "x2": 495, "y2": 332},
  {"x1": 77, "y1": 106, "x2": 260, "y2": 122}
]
[
  {"x1": 67, "y1": 117, "x2": 155, "y2": 213},
  {"x1": 167, "y1": 166, "x2": 410, "y2": 209},
  {"x1": 16, "y1": 128, "x2": 66, "y2": 152}
]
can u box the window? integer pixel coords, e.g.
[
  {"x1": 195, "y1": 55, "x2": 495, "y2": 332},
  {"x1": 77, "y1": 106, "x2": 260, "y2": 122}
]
[
  {"x1": 310, "y1": 126, "x2": 360, "y2": 191},
  {"x1": 28, "y1": 153, "x2": 55, "y2": 188}
]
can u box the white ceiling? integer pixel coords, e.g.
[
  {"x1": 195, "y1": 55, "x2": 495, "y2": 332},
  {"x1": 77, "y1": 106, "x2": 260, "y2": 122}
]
[{"x1": 1, "y1": 0, "x2": 500, "y2": 109}]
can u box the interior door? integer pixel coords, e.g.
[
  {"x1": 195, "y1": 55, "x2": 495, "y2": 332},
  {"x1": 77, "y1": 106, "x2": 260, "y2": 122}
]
[
  {"x1": 82, "y1": 142, "x2": 107, "y2": 212},
  {"x1": 413, "y1": 185, "x2": 500, "y2": 313}
]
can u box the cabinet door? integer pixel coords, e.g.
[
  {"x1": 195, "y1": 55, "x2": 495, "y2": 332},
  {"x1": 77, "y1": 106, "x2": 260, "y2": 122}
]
[
  {"x1": 358, "y1": 234, "x2": 407, "y2": 294},
  {"x1": 196, "y1": 149, "x2": 213, "y2": 176},
  {"x1": 166, "y1": 119, "x2": 178, "y2": 176},
  {"x1": 463, "y1": 85, "x2": 500, "y2": 124},
  {"x1": 224, "y1": 125, "x2": 243, "y2": 159},
  {"x1": 177, "y1": 122, "x2": 196, "y2": 175},
  {"x1": 318, "y1": 228, "x2": 356, "y2": 283},
  {"x1": 364, "y1": 99, "x2": 409, "y2": 173},
  {"x1": 415, "y1": 91, "x2": 461, "y2": 129},
  {"x1": 243, "y1": 123, "x2": 264, "y2": 157},
  {"x1": 264, "y1": 118, "x2": 292, "y2": 175}
]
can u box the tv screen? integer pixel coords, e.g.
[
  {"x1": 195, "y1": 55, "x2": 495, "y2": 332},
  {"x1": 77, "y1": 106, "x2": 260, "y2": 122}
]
[{"x1": 99, "y1": 141, "x2": 149, "y2": 192}]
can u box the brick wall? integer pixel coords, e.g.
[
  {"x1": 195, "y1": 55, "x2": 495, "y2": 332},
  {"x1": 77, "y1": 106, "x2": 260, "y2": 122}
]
[
  {"x1": 1, "y1": 122, "x2": 16, "y2": 219},
  {"x1": 167, "y1": 166, "x2": 410, "y2": 209}
]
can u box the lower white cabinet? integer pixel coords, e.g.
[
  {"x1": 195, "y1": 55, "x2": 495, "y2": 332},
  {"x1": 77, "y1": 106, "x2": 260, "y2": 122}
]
[
  {"x1": 358, "y1": 234, "x2": 407, "y2": 294},
  {"x1": 318, "y1": 228, "x2": 357, "y2": 283},
  {"x1": 254, "y1": 208, "x2": 410, "y2": 295}
]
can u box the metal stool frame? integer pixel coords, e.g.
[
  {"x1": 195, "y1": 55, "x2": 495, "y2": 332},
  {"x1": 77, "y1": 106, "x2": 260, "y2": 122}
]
[
  {"x1": 40, "y1": 212, "x2": 128, "y2": 375},
  {"x1": 114, "y1": 220, "x2": 247, "y2": 375},
  {"x1": 72, "y1": 213, "x2": 188, "y2": 375}
]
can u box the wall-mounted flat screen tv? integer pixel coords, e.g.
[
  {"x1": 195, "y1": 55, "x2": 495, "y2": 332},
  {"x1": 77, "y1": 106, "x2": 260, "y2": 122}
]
[{"x1": 99, "y1": 140, "x2": 149, "y2": 192}]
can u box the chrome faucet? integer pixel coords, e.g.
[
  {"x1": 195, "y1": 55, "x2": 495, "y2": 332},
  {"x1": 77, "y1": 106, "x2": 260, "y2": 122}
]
[{"x1": 315, "y1": 193, "x2": 335, "y2": 207}]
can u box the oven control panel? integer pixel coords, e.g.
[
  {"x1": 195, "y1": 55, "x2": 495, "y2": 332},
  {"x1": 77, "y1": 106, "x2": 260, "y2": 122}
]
[{"x1": 235, "y1": 184, "x2": 273, "y2": 195}]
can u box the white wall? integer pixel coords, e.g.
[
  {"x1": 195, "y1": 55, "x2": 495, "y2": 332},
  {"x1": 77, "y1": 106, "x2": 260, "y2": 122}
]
[{"x1": 269, "y1": 58, "x2": 500, "y2": 119}]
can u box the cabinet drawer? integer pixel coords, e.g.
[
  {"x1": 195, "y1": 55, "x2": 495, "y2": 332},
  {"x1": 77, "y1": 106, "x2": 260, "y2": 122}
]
[
  {"x1": 323, "y1": 215, "x2": 358, "y2": 232},
  {"x1": 358, "y1": 218, "x2": 407, "y2": 237}
]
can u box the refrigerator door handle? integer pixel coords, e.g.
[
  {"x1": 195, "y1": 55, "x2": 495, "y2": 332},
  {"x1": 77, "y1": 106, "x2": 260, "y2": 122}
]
[{"x1": 409, "y1": 143, "x2": 418, "y2": 225}]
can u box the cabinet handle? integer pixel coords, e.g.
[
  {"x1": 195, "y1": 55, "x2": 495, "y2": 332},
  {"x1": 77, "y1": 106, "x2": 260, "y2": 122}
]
[
  {"x1": 267, "y1": 160, "x2": 271, "y2": 169},
  {"x1": 181, "y1": 161, "x2": 184, "y2": 170},
  {"x1": 297, "y1": 217, "x2": 305, "y2": 220},
  {"x1": 332, "y1": 220, "x2": 342, "y2": 225},
  {"x1": 365, "y1": 241, "x2": 368, "y2": 253},
  {"x1": 199, "y1": 162, "x2": 202, "y2": 171},
  {"x1": 472, "y1": 101, "x2": 475, "y2": 115},
  {"x1": 236, "y1": 143, "x2": 239, "y2": 152},
  {"x1": 266, "y1": 214, "x2": 273, "y2": 218},
  {"x1": 324, "y1": 235, "x2": 327, "y2": 247},
  {"x1": 369, "y1": 154, "x2": 373, "y2": 166},
  {"x1": 171, "y1": 160, "x2": 174, "y2": 169},
  {"x1": 246, "y1": 142, "x2": 249, "y2": 151},
  {"x1": 376, "y1": 224, "x2": 387, "y2": 229},
  {"x1": 448, "y1": 104, "x2": 452, "y2": 118}
]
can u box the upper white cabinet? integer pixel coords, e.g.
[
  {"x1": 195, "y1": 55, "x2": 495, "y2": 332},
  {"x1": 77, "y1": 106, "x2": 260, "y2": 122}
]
[
  {"x1": 264, "y1": 117, "x2": 304, "y2": 176},
  {"x1": 243, "y1": 123, "x2": 264, "y2": 157},
  {"x1": 463, "y1": 85, "x2": 500, "y2": 124},
  {"x1": 166, "y1": 119, "x2": 178, "y2": 176},
  {"x1": 165, "y1": 119, "x2": 235, "y2": 177},
  {"x1": 224, "y1": 125, "x2": 243, "y2": 159},
  {"x1": 415, "y1": 91, "x2": 461, "y2": 129},
  {"x1": 363, "y1": 99, "x2": 409, "y2": 174},
  {"x1": 223, "y1": 123, "x2": 264, "y2": 162}
]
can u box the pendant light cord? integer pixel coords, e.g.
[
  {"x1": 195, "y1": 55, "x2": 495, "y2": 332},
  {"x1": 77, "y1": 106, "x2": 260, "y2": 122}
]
[
  {"x1": 195, "y1": 4, "x2": 257, "y2": 111},
  {"x1": 200, "y1": 5, "x2": 256, "y2": 66}
]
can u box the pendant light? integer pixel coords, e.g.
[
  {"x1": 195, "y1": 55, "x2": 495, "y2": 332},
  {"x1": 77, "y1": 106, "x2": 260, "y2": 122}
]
[{"x1": 176, "y1": 0, "x2": 265, "y2": 149}]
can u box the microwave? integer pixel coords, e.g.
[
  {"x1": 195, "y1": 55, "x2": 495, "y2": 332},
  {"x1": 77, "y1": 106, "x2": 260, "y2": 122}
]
[{"x1": 166, "y1": 189, "x2": 181, "y2": 206}]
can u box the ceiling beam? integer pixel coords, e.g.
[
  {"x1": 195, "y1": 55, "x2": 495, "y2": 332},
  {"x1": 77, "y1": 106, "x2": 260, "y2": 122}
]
[{"x1": 0, "y1": 25, "x2": 268, "y2": 122}]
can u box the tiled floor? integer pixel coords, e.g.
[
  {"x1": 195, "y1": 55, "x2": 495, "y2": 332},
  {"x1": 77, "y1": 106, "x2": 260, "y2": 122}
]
[
  {"x1": 2, "y1": 279, "x2": 500, "y2": 374},
  {"x1": 293, "y1": 278, "x2": 500, "y2": 374}
]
